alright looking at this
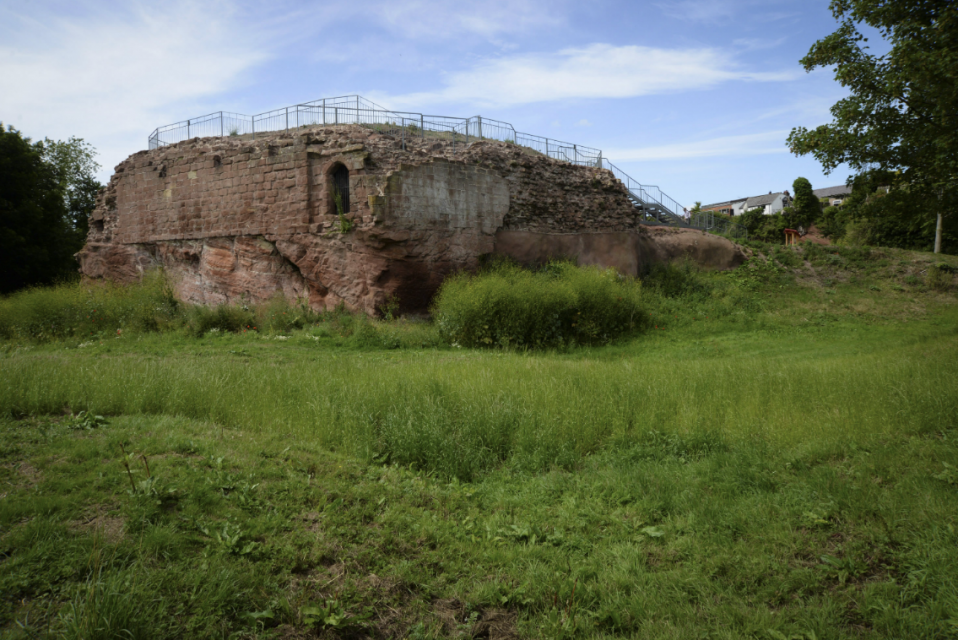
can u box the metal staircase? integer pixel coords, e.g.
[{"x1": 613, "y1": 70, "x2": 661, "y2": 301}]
[
  {"x1": 600, "y1": 159, "x2": 689, "y2": 227},
  {"x1": 600, "y1": 158, "x2": 748, "y2": 238}
]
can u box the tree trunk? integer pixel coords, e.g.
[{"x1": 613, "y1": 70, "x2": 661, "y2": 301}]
[{"x1": 934, "y1": 213, "x2": 943, "y2": 254}]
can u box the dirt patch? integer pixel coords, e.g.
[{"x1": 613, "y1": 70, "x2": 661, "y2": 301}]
[
  {"x1": 3, "y1": 461, "x2": 41, "y2": 489},
  {"x1": 434, "y1": 599, "x2": 518, "y2": 639},
  {"x1": 69, "y1": 509, "x2": 125, "y2": 544}
]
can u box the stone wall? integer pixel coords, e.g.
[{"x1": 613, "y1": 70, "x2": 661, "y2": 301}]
[{"x1": 79, "y1": 125, "x2": 743, "y2": 314}]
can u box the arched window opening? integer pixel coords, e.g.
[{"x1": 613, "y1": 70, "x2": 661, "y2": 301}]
[{"x1": 331, "y1": 164, "x2": 350, "y2": 214}]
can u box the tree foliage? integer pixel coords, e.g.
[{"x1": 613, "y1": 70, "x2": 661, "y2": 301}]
[
  {"x1": 787, "y1": 0, "x2": 957, "y2": 251},
  {"x1": 789, "y1": 177, "x2": 821, "y2": 228},
  {"x1": 816, "y1": 169, "x2": 957, "y2": 250},
  {"x1": 0, "y1": 125, "x2": 102, "y2": 294},
  {"x1": 787, "y1": 0, "x2": 956, "y2": 185},
  {"x1": 37, "y1": 136, "x2": 102, "y2": 237}
]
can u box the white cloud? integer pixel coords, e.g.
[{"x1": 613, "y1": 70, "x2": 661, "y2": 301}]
[
  {"x1": 0, "y1": 1, "x2": 269, "y2": 179},
  {"x1": 658, "y1": 0, "x2": 798, "y2": 24},
  {"x1": 604, "y1": 130, "x2": 791, "y2": 161},
  {"x1": 576, "y1": 119, "x2": 593, "y2": 127},
  {"x1": 657, "y1": 0, "x2": 736, "y2": 23},
  {"x1": 377, "y1": 43, "x2": 796, "y2": 109},
  {"x1": 372, "y1": 0, "x2": 566, "y2": 40},
  {"x1": 733, "y1": 37, "x2": 787, "y2": 51}
]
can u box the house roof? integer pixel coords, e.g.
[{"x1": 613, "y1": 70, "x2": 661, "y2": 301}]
[
  {"x1": 745, "y1": 192, "x2": 785, "y2": 208},
  {"x1": 813, "y1": 185, "x2": 852, "y2": 198},
  {"x1": 700, "y1": 197, "x2": 747, "y2": 209}
]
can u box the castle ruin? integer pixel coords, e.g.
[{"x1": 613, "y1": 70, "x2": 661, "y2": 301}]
[{"x1": 79, "y1": 101, "x2": 744, "y2": 315}]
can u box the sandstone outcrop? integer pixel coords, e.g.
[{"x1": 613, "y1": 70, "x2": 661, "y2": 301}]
[{"x1": 79, "y1": 126, "x2": 745, "y2": 314}]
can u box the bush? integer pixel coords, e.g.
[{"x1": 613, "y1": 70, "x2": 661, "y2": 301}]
[
  {"x1": 433, "y1": 261, "x2": 644, "y2": 349},
  {"x1": 790, "y1": 177, "x2": 821, "y2": 228},
  {"x1": 0, "y1": 273, "x2": 178, "y2": 342},
  {"x1": 927, "y1": 265, "x2": 954, "y2": 292},
  {"x1": 254, "y1": 294, "x2": 320, "y2": 333},
  {"x1": 641, "y1": 259, "x2": 711, "y2": 299},
  {"x1": 186, "y1": 304, "x2": 256, "y2": 337},
  {"x1": 819, "y1": 205, "x2": 848, "y2": 239}
]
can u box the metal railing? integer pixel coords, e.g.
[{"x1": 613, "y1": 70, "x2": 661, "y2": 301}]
[
  {"x1": 688, "y1": 211, "x2": 749, "y2": 239},
  {"x1": 148, "y1": 95, "x2": 603, "y2": 166},
  {"x1": 146, "y1": 94, "x2": 745, "y2": 238}
]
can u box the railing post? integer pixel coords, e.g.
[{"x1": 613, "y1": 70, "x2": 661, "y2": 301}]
[
  {"x1": 252, "y1": 116, "x2": 255, "y2": 140},
  {"x1": 322, "y1": 99, "x2": 326, "y2": 125},
  {"x1": 220, "y1": 113, "x2": 223, "y2": 138},
  {"x1": 477, "y1": 115, "x2": 482, "y2": 140},
  {"x1": 335, "y1": 107, "x2": 338, "y2": 125},
  {"x1": 421, "y1": 114, "x2": 424, "y2": 141},
  {"x1": 285, "y1": 107, "x2": 288, "y2": 132},
  {"x1": 187, "y1": 119, "x2": 190, "y2": 138}
]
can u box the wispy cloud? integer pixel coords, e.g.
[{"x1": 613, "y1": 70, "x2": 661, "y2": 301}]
[
  {"x1": 658, "y1": 0, "x2": 798, "y2": 24},
  {"x1": 604, "y1": 130, "x2": 791, "y2": 161},
  {"x1": 377, "y1": 43, "x2": 796, "y2": 109},
  {"x1": 372, "y1": 0, "x2": 566, "y2": 40},
  {"x1": 733, "y1": 37, "x2": 787, "y2": 51},
  {"x1": 0, "y1": 1, "x2": 269, "y2": 177},
  {"x1": 656, "y1": 0, "x2": 736, "y2": 23}
]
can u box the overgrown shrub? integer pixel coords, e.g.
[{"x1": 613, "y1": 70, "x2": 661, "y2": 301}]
[
  {"x1": 254, "y1": 294, "x2": 320, "y2": 333},
  {"x1": 927, "y1": 265, "x2": 955, "y2": 292},
  {"x1": 769, "y1": 245, "x2": 803, "y2": 268},
  {"x1": 818, "y1": 205, "x2": 848, "y2": 240},
  {"x1": 186, "y1": 304, "x2": 256, "y2": 337},
  {"x1": 0, "y1": 272, "x2": 178, "y2": 342},
  {"x1": 433, "y1": 260, "x2": 644, "y2": 349},
  {"x1": 641, "y1": 260, "x2": 711, "y2": 299}
]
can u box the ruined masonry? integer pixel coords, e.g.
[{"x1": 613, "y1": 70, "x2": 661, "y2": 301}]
[{"x1": 79, "y1": 125, "x2": 745, "y2": 315}]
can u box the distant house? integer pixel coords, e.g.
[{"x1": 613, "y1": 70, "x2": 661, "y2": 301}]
[
  {"x1": 745, "y1": 191, "x2": 791, "y2": 215},
  {"x1": 700, "y1": 197, "x2": 748, "y2": 216},
  {"x1": 813, "y1": 185, "x2": 852, "y2": 206},
  {"x1": 701, "y1": 191, "x2": 791, "y2": 216}
]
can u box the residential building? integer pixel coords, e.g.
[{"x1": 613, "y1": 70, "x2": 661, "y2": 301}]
[
  {"x1": 744, "y1": 191, "x2": 791, "y2": 215},
  {"x1": 813, "y1": 185, "x2": 852, "y2": 206},
  {"x1": 700, "y1": 197, "x2": 748, "y2": 216},
  {"x1": 701, "y1": 190, "x2": 791, "y2": 216}
]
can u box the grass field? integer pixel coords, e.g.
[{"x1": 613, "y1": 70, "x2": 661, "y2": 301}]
[{"x1": 1, "y1": 245, "x2": 958, "y2": 639}]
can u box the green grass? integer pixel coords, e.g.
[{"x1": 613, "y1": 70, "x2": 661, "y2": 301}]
[
  {"x1": 433, "y1": 260, "x2": 645, "y2": 348},
  {"x1": 1, "y1": 245, "x2": 958, "y2": 638}
]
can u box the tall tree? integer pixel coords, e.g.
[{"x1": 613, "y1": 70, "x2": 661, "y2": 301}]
[
  {"x1": 789, "y1": 177, "x2": 821, "y2": 229},
  {"x1": 37, "y1": 136, "x2": 102, "y2": 239},
  {"x1": 0, "y1": 125, "x2": 85, "y2": 293},
  {"x1": 786, "y1": 0, "x2": 957, "y2": 253}
]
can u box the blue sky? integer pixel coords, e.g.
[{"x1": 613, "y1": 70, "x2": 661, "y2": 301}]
[{"x1": 1, "y1": 0, "x2": 863, "y2": 208}]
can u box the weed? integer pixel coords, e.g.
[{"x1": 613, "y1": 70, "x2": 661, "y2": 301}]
[
  {"x1": 186, "y1": 304, "x2": 256, "y2": 337},
  {"x1": 333, "y1": 190, "x2": 352, "y2": 233},
  {"x1": 67, "y1": 411, "x2": 107, "y2": 431},
  {"x1": 927, "y1": 264, "x2": 954, "y2": 291},
  {"x1": 301, "y1": 598, "x2": 371, "y2": 631},
  {"x1": 379, "y1": 294, "x2": 401, "y2": 320}
]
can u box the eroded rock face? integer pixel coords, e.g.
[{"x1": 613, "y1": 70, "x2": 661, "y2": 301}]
[{"x1": 79, "y1": 126, "x2": 745, "y2": 314}]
